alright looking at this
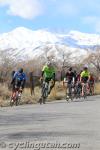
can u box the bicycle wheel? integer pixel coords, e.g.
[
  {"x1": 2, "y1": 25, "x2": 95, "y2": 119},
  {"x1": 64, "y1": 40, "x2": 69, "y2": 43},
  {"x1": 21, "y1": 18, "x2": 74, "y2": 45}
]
[
  {"x1": 41, "y1": 82, "x2": 48, "y2": 104},
  {"x1": 43, "y1": 86, "x2": 48, "y2": 104},
  {"x1": 70, "y1": 84, "x2": 74, "y2": 100},
  {"x1": 15, "y1": 94, "x2": 20, "y2": 106},
  {"x1": 76, "y1": 86, "x2": 82, "y2": 99},
  {"x1": 10, "y1": 98, "x2": 14, "y2": 106},
  {"x1": 10, "y1": 93, "x2": 16, "y2": 106},
  {"x1": 83, "y1": 84, "x2": 87, "y2": 99},
  {"x1": 66, "y1": 86, "x2": 69, "y2": 101},
  {"x1": 66, "y1": 83, "x2": 73, "y2": 101},
  {"x1": 15, "y1": 96, "x2": 19, "y2": 106}
]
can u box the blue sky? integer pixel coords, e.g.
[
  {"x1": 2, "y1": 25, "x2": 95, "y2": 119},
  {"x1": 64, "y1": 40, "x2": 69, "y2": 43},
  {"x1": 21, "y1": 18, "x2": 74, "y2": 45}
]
[{"x1": 0, "y1": 0, "x2": 100, "y2": 34}]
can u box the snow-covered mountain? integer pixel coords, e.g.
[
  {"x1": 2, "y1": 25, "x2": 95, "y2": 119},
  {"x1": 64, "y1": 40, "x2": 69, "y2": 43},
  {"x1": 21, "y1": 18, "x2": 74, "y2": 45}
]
[{"x1": 0, "y1": 27, "x2": 100, "y2": 63}]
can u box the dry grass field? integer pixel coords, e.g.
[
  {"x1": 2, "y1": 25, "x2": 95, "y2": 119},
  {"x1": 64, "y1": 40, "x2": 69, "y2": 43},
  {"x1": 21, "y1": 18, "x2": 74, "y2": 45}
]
[{"x1": 0, "y1": 82, "x2": 100, "y2": 107}]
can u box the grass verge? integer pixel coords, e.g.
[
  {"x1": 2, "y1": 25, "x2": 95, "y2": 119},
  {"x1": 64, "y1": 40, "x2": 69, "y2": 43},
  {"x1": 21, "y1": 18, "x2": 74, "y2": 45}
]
[{"x1": 0, "y1": 82, "x2": 100, "y2": 107}]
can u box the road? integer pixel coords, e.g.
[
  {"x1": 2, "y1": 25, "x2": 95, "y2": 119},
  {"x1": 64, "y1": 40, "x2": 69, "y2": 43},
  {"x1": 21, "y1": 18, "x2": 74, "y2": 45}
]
[{"x1": 0, "y1": 95, "x2": 100, "y2": 150}]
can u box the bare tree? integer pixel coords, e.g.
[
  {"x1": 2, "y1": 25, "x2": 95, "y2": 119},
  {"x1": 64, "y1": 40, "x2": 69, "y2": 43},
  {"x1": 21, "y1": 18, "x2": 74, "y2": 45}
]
[
  {"x1": 0, "y1": 50, "x2": 16, "y2": 83},
  {"x1": 84, "y1": 48, "x2": 100, "y2": 74},
  {"x1": 55, "y1": 44, "x2": 72, "y2": 69}
]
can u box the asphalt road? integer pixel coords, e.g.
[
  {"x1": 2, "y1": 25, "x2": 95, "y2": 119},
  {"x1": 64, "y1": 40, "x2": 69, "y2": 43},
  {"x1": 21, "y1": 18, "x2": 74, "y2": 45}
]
[{"x1": 0, "y1": 95, "x2": 100, "y2": 150}]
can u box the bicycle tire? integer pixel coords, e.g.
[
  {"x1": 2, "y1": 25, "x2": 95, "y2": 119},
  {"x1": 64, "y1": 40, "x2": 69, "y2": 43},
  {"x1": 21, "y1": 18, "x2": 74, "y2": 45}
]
[
  {"x1": 83, "y1": 84, "x2": 87, "y2": 99},
  {"x1": 15, "y1": 96, "x2": 19, "y2": 106},
  {"x1": 10, "y1": 99, "x2": 14, "y2": 106},
  {"x1": 41, "y1": 81, "x2": 49, "y2": 104}
]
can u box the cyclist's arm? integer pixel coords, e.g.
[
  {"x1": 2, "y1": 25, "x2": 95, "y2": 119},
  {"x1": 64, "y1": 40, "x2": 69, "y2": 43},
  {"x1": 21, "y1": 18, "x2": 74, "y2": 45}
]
[
  {"x1": 41, "y1": 66, "x2": 46, "y2": 77},
  {"x1": 23, "y1": 73, "x2": 27, "y2": 81},
  {"x1": 41, "y1": 71, "x2": 44, "y2": 77},
  {"x1": 80, "y1": 72, "x2": 84, "y2": 82},
  {"x1": 11, "y1": 72, "x2": 17, "y2": 84},
  {"x1": 88, "y1": 73, "x2": 90, "y2": 80}
]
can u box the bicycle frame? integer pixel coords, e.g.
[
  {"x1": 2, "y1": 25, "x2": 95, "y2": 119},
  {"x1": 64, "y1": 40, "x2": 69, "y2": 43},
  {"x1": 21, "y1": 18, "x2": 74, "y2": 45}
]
[
  {"x1": 42, "y1": 81, "x2": 49, "y2": 97},
  {"x1": 39, "y1": 80, "x2": 50, "y2": 104},
  {"x1": 82, "y1": 82, "x2": 88, "y2": 99},
  {"x1": 10, "y1": 88, "x2": 22, "y2": 106},
  {"x1": 74, "y1": 82, "x2": 82, "y2": 99}
]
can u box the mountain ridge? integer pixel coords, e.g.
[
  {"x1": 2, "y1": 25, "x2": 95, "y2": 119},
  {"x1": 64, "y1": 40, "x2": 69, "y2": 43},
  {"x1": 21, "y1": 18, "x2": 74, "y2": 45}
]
[{"x1": 0, "y1": 27, "x2": 100, "y2": 62}]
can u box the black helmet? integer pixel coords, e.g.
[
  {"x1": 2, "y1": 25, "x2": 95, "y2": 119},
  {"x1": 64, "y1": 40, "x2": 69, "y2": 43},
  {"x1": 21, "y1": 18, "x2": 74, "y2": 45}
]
[
  {"x1": 74, "y1": 70, "x2": 77, "y2": 74},
  {"x1": 69, "y1": 67, "x2": 72, "y2": 71},
  {"x1": 19, "y1": 68, "x2": 23, "y2": 73}
]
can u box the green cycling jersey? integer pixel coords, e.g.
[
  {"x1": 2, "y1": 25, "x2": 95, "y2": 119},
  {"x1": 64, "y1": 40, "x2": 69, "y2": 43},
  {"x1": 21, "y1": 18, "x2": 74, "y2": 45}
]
[
  {"x1": 42, "y1": 65, "x2": 55, "y2": 78},
  {"x1": 81, "y1": 70, "x2": 90, "y2": 78}
]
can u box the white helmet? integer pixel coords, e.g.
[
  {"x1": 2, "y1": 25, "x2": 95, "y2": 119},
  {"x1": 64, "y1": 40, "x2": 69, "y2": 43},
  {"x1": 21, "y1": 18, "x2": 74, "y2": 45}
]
[
  {"x1": 84, "y1": 65, "x2": 88, "y2": 70},
  {"x1": 46, "y1": 61, "x2": 51, "y2": 66}
]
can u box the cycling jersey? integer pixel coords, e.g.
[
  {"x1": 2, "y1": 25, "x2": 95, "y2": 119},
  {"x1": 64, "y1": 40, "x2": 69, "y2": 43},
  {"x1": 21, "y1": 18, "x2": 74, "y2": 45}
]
[
  {"x1": 13, "y1": 72, "x2": 26, "y2": 81},
  {"x1": 42, "y1": 65, "x2": 55, "y2": 79},
  {"x1": 11, "y1": 71, "x2": 26, "y2": 89},
  {"x1": 81, "y1": 70, "x2": 90, "y2": 82},
  {"x1": 66, "y1": 71, "x2": 75, "y2": 84},
  {"x1": 80, "y1": 70, "x2": 90, "y2": 78}
]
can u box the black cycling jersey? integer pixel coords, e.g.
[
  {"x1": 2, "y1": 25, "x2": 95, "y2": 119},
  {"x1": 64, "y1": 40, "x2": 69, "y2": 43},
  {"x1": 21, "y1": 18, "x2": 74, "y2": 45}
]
[{"x1": 66, "y1": 71, "x2": 75, "y2": 84}]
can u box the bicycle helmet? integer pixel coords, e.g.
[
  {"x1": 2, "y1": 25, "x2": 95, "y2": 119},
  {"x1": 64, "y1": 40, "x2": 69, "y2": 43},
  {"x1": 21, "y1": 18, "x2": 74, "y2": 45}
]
[
  {"x1": 84, "y1": 65, "x2": 88, "y2": 70},
  {"x1": 46, "y1": 61, "x2": 51, "y2": 66},
  {"x1": 19, "y1": 68, "x2": 23, "y2": 73},
  {"x1": 69, "y1": 67, "x2": 72, "y2": 71}
]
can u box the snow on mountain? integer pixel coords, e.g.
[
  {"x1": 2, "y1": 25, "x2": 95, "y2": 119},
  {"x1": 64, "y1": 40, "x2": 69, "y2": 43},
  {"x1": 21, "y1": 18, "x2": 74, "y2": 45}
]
[
  {"x1": 68, "y1": 30, "x2": 100, "y2": 46},
  {"x1": 0, "y1": 27, "x2": 100, "y2": 63}
]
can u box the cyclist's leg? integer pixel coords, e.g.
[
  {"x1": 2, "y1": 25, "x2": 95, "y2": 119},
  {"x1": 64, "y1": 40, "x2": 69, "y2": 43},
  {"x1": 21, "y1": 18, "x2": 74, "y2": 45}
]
[
  {"x1": 48, "y1": 79, "x2": 55, "y2": 95},
  {"x1": 11, "y1": 88, "x2": 15, "y2": 99},
  {"x1": 89, "y1": 82, "x2": 94, "y2": 95},
  {"x1": 15, "y1": 82, "x2": 20, "y2": 97},
  {"x1": 92, "y1": 83, "x2": 94, "y2": 95},
  {"x1": 67, "y1": 83, "x2": 71, "y2": 98},
  {"x1": 10, "y1": 86, "x2": 16, "y2": 106},
  {"x1": 81, "y1": 82, "x2": 85, "y2": 96},
  {"x1": 66, "y1": 83, "x2": 69, "y2": 98},
  {"x1": 70, "y1": 83, "x2": 74, "y2": 100},
  {"x1": 87, "y1": 82, "x2": 90, "y2": 95},
  {"x1": 82, "y1": 80, "x2": 88, "y2": 98},
  {"x1": 11, "y1": 84, "x2": 17, "y2": 100}
]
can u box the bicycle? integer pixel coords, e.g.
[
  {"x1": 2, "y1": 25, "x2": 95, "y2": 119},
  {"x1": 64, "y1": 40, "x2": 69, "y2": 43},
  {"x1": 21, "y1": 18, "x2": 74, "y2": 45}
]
[
  {"x1": 82, "y1": 82, "x2": 88, "y2": 99},
  {"x1": 39, "y1": 79, "x2": 54, "y2": 104},
  {"x1": 10, "y1": 87, "x2": 22, "y2": 106},
  {"x1": 66, "y1": 82, "x2": 75, "y2": 101},
  {"x1": 74, "y1": 81, "x2": 82, "y2": 99}
]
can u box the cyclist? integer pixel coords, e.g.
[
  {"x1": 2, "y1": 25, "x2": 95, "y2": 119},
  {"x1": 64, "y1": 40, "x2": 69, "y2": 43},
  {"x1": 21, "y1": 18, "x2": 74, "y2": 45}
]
[
  {"x1": 80, "y1": 66, "x2": 90, "y2": 96},
  {"x1": 11, "y1": 68, "x2": 26, "y2": 100},
  {"x1": 65, "y1": 67, "x2": 76, "y2": 99},
  {"x1": 39, "y1": 61, "x2": 56, "y2": 103}
]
